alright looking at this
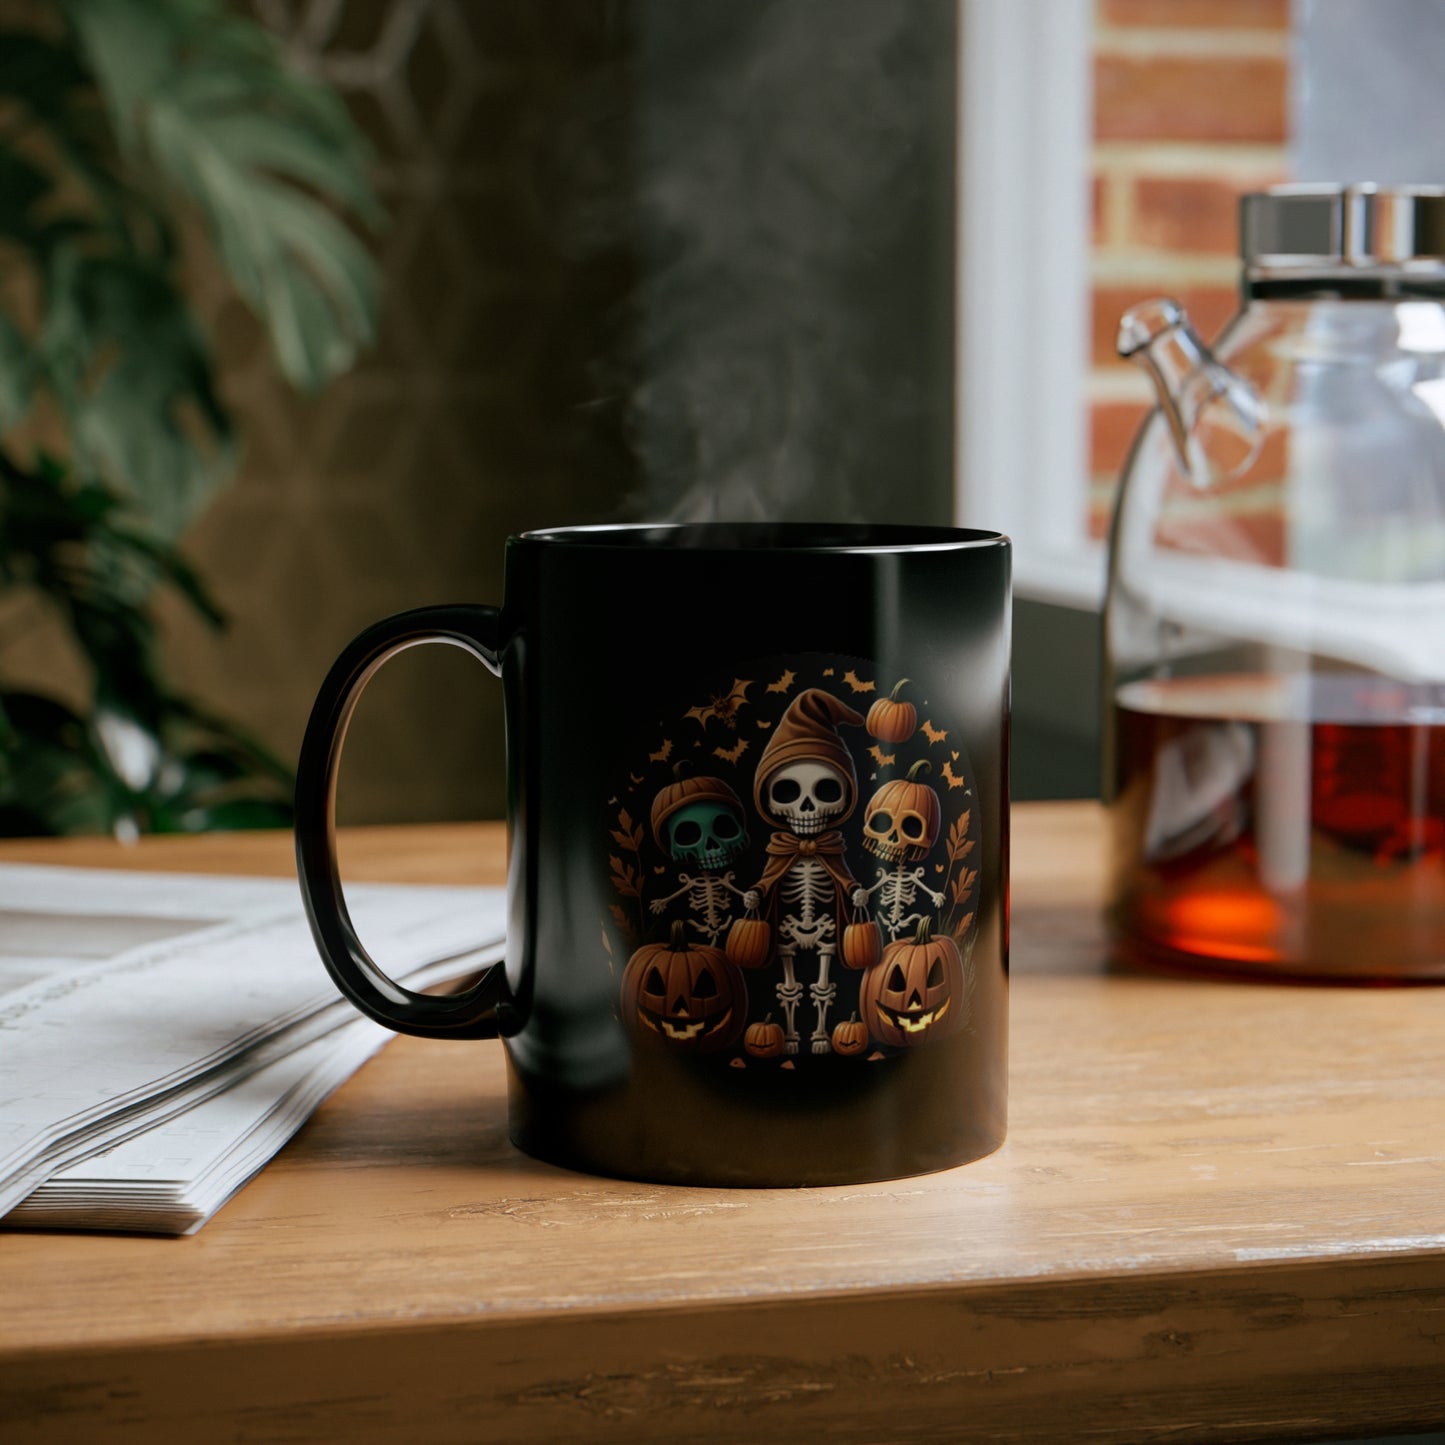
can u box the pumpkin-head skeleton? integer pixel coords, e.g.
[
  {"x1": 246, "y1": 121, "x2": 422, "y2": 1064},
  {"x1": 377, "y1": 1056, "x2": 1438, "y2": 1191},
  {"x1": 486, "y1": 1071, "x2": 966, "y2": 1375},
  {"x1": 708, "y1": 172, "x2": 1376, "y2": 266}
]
[{"x1": 863, "y1": 760, "x2": 942, "y2": 863}]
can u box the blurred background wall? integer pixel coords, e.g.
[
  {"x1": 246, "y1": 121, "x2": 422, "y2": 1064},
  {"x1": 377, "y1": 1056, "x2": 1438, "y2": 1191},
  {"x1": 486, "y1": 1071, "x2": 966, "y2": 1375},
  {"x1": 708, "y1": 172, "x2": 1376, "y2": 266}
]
[
  {"x1": 155, "y1": 0, "x2": 958, "y2": 825},
  {"x1": 70, "y1": 0, "x2": 1438, "y2": 826}
]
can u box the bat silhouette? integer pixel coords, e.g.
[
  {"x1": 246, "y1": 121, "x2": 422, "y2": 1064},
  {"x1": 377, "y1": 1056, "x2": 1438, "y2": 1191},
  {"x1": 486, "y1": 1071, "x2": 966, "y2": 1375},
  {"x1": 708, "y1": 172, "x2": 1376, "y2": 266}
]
[
  {"x1": 921, "y1": 720, "x2": 948, "y2": 744},
  {"x1": 940, "y1": 761, "x2": 966, "y2": 790},
  {"x1": 766, "y1": 669, "x2": 796, "y2": 694},
  {"x1": 866, "y1": 744, "x2": 895, "y2": 767},
  {"x1": 686, "y1": 679, "x2": 752, "y2": 729},
  {"x1": 842, "y1": 670, "x2": 876, "y2": 694},
  {"x1": 714, "y1": 737, "x2": 750, "y2": 764},
  {"x1": 648, "y1": 739, "x2": 674, "y2": 763}
]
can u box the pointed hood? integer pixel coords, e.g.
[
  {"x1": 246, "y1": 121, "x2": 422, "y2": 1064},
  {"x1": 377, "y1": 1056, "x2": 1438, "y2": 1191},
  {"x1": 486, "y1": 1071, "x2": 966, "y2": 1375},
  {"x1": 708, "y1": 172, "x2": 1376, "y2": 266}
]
[{"x1": 753, "y1": 687, "x2": 864, "y2": 823}]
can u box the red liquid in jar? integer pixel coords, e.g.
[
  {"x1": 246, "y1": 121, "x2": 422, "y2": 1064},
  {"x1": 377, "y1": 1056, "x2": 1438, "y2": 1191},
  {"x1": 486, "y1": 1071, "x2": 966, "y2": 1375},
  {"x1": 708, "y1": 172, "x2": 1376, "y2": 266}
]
[{"x1": 1109, "y1": 674, "x2": 1445, "y2": 980}]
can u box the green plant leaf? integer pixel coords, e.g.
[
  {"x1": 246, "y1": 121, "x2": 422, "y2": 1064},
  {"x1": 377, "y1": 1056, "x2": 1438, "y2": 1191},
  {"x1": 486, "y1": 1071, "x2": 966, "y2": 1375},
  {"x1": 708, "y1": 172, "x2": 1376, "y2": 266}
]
[
  {"x1": 37, "y1": 248, "x2": 235, "y2": 536},
  {"x1": 0, "y1": 315, "x2": 32, "y2": 429},
  {"x1": 0, "y1": 1, "x2": 359, "y2": 837},
  {"x1": 66, "y1": 0, "x2": 382, "y2": 392},
  {"x1": 0, "y1": 28, "x2": 147, "y2": 248},
  {"x1": 0, "y1": 150, "x2": 52, "y2": 245},
  {"x1": 0, "y1": 690, "x2": 117, "y2": 836},
  {"x1": 0, "y1": 31, "x2": 91, "y2": 131}
]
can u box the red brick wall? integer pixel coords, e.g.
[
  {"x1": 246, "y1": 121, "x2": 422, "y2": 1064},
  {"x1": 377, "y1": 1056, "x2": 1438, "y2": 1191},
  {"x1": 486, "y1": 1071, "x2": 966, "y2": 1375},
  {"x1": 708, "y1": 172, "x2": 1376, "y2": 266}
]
[{"x1": 1088, "y1": 0, "x2": 1290, "y2": 538}]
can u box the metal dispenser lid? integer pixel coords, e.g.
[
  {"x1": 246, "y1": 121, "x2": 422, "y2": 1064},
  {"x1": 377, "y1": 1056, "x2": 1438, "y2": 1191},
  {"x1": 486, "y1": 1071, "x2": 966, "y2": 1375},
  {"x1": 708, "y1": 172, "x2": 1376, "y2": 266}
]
[{"x1": 1241, "y1": 185, "x2": 1445, "y2": 293}]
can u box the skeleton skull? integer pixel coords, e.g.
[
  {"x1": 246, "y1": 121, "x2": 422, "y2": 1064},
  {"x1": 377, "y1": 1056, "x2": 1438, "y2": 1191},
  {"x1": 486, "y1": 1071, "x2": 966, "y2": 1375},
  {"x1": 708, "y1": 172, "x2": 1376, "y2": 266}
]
[
  {"x1": 666, "y1": 800, "x2": 748, "y2": 868},
  {"x1": 862, "y1": 771, "x2": 942, "y2": 863},
  {"x1": 765, "y1": 760, "x2": 849, "y2": 836},
  {"x1": 863, "y1": 803, "x2": 934, "y2": 862}
]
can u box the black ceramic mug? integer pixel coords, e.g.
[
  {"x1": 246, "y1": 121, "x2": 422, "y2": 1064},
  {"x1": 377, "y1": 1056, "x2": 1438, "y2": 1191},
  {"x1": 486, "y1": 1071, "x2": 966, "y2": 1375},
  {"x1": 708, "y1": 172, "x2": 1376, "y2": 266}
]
[{"x1": 296, "y1": 523, "x2": 1010, "y2": 1187}]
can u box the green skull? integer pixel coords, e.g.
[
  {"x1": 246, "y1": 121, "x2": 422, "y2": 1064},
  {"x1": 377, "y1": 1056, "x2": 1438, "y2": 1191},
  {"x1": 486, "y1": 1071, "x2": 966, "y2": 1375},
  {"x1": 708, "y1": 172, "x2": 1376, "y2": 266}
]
[{"x1": 666, "y1": 800, "x2": 748, "y2": 869}]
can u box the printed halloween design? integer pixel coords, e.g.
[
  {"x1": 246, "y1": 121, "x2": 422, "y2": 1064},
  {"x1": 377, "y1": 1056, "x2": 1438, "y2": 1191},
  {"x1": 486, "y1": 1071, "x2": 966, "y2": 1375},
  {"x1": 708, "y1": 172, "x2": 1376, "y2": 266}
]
[
  {"x1": 606, "y1": 658, "x2": 979, "y2": 1065},
  {"x1": 619, "y1": 921, "x2": 748, "y2": 1054}
]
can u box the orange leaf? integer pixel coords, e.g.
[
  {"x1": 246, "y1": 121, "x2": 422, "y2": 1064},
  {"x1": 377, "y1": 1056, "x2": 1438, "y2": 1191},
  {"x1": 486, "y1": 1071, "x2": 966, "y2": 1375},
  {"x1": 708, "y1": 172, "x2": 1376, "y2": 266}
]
[{"x1": 609, "y1": 904, "x2": 636, "y2": 946}]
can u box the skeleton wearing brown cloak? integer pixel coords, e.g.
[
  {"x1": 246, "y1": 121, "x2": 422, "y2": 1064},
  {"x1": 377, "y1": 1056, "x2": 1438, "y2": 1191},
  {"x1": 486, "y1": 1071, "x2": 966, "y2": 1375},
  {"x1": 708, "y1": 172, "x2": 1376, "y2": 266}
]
[{"x1": 750, "y1": 688, "x2": 865, "y2": 928}]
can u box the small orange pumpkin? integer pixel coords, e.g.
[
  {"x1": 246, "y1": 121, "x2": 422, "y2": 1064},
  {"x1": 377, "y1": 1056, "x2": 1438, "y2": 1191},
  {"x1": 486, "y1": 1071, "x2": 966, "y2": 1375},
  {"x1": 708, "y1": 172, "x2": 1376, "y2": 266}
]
[
  {"x1": 841, "y1": 913, "x2": 881, "y2": 971},
  {"x1": 744, "y1": 1013, "x2": 787, "y2": 1058},
  {"x1": 859, "y1": 917, "x2": 965, "y2": 1049},
  {"x1": 620, "y1": 921, "x2": 748, "y2": 1053},
  {"x1": 866, "y1": 679, "x2": 916, "y2": 744},
  {"x1": 831, "y1": 1011, "x2": 869, "y2": 1056},
  {"x1": 726, "y1": 911, "x2": 772, "y2": 969}
]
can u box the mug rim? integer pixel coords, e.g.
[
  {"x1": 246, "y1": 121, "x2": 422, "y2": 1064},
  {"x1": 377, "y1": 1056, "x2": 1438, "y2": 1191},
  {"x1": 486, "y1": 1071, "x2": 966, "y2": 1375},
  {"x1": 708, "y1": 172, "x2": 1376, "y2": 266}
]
[{"x1": 514, "y1": 522, "x2": 1009, "y2": 554}]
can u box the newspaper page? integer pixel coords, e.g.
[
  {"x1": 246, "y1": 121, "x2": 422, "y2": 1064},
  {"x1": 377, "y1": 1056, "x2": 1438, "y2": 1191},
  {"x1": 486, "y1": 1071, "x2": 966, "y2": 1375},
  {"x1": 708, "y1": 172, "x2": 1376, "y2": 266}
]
[{"x1": 0, "y1": 865, "x2": 506, "y2": 1230}]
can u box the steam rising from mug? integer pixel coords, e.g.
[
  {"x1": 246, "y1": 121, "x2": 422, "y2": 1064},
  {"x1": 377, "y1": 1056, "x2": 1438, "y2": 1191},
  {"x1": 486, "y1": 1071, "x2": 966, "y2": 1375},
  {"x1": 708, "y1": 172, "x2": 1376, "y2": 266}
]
[{"x1": 557, "y1": 1, "x2": 952, "y2": 524}]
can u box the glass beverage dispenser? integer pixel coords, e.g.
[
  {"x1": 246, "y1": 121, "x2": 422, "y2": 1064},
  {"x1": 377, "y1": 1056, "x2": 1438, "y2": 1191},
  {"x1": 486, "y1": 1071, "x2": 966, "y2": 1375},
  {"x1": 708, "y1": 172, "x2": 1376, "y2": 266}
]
[{"x1": 1106, "y1": 185, "x2": 1445, "y2": 981}]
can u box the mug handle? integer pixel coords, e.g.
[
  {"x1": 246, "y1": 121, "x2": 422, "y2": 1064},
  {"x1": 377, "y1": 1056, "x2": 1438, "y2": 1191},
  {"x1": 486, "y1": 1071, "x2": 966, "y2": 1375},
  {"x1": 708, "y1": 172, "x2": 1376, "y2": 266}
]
[{"x1": 295, "y1": 604, "x2": 507, "y2": 1039}]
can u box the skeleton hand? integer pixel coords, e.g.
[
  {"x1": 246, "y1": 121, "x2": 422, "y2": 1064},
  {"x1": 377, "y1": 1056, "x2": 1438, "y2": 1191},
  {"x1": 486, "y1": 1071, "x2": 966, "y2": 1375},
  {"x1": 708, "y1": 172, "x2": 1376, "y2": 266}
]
[
  {"x1": 851, "y1": 887, "x2": 870, "y2": 910},
  {"x1": 911, "y1": 868, "x2": 947, "y2": 905},
  {"x1": 743, "y1": 889, "x2": 761, "y2": 912},
  {"x1": 649, "y1": 899, "x2": 666, "y2": 914}
]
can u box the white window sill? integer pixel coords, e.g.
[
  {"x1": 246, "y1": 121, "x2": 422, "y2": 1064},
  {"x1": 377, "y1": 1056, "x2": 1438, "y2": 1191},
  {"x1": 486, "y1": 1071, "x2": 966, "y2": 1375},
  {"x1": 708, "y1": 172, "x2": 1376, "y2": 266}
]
[{"x1": 1012, "y1": 542, "x2": 1107, "y2": 612}]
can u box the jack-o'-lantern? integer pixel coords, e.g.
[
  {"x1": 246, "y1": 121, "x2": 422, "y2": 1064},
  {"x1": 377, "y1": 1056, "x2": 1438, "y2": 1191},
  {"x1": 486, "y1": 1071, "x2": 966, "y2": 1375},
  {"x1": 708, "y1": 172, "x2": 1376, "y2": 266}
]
[
  {"x1": 744, "y1": 1014, "x2": 787, "y2": 1058},
  {"x1": 831, "y1": 1011, "x2": 869, "y2": 1056},
  {"x1": 866, "y1": 679, "x2": 917, "y2": 744},
  {"x1": 862, "y1": 760, "x2": 942, "y2": 864},
  {"x1": 621, "y1": 921, "x2": 748, "y2": 1053},
  {"x1": 859, "y1": 918, "x2": 965, "y2": 1048}
]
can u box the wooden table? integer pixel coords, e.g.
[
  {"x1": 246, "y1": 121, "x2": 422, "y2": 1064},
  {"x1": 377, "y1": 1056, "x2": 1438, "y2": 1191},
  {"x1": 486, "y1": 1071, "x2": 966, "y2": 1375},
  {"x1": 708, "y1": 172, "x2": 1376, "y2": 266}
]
[{"x1": 2, "y1": 803, "x2": 1443, "y2": 1444}]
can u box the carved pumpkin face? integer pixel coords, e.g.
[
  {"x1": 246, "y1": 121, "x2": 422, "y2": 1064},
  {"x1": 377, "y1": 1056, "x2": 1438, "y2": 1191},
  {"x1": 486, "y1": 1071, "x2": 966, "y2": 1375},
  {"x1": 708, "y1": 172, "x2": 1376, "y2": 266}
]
[
  {"x1": 744, "y1": 1014, "x2": 786, "y2": 1058},
  {"x1": 621, "y1": 923, "x2": 747, "y2": 1053},
  {"x1": 863, "y1": 761, "x2": 942, "y2": 864},
  {"x1": 860, "y1": 919, "x2": 964, "y2": 1048},
  {"x1": 831, "y1": 1012, "x2": 869, "y2": 1056}
]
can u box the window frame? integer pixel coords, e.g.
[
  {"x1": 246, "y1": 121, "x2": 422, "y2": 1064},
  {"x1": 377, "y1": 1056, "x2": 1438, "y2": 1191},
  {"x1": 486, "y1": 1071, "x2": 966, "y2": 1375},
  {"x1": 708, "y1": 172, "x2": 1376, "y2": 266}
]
[{"x1": 954, "y1": 0, "x2": 1105, "y2": 610}]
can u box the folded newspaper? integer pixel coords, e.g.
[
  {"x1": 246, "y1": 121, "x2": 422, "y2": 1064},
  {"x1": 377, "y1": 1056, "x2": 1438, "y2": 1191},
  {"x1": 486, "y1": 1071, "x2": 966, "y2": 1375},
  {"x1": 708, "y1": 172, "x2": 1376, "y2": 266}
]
[{"x1": 0, "y1": 863, "x2": 505, "y2": 1235}]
